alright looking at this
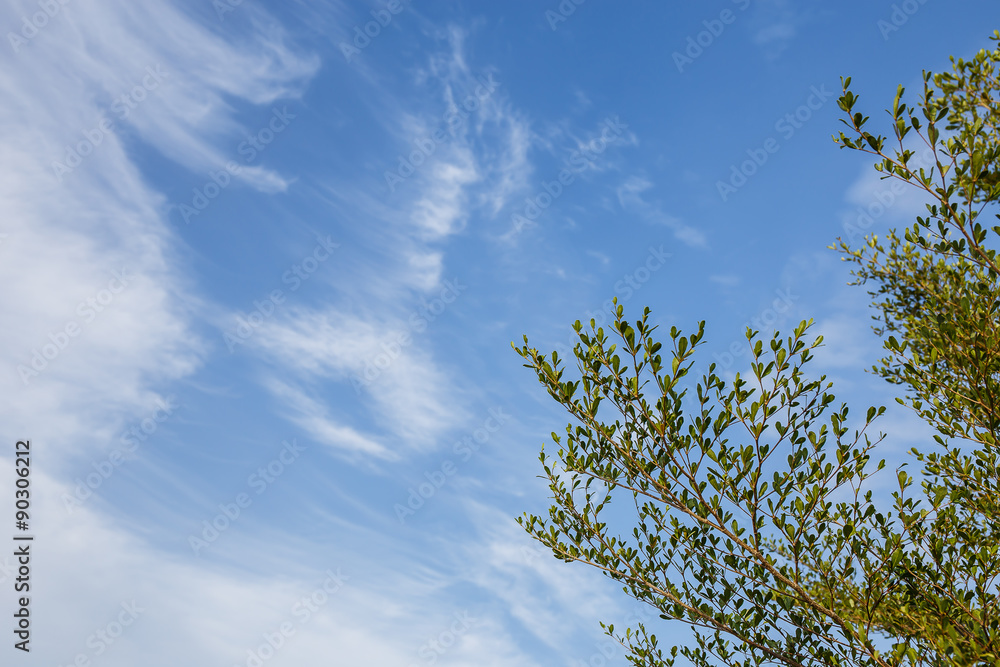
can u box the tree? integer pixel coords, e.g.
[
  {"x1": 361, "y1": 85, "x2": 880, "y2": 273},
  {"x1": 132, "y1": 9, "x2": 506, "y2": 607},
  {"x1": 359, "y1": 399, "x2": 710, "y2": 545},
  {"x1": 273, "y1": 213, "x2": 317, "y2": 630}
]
[{"x1": 513, "y1": 32, "x2": 1000, "y2": 667}]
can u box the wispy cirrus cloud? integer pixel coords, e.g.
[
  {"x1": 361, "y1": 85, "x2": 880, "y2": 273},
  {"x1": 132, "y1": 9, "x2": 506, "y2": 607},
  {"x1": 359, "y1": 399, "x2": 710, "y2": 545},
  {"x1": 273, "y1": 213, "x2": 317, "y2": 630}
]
[
  {"x1": 251, "y1": 306, "x2": 463, "y2": 459},
  {"x1": 746, "y1": 0, "x2": 807, "y2": 60},
  {"x1": 617, "y1": 175, "x2": 707, "y2": 247},
  {"x1": 247, "y1": 27, "x2": 533, "y2": 460},
  {"x1": 0, "y1": 0, "x2": 313, "y2": 458}
]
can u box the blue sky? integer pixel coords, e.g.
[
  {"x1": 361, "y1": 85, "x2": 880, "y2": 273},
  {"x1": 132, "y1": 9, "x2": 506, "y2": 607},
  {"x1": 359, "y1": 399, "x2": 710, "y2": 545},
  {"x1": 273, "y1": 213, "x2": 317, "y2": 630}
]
[{"x1": 0, "y1": 0, "x2": 994, "y2": 664}]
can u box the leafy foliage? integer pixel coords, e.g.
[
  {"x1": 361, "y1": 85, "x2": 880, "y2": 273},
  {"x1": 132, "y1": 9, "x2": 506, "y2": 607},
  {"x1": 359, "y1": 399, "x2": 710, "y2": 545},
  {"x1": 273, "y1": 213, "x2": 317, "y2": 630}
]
[{"x1": 515, "y1": 32, "x2": 1000, "y2": 667}]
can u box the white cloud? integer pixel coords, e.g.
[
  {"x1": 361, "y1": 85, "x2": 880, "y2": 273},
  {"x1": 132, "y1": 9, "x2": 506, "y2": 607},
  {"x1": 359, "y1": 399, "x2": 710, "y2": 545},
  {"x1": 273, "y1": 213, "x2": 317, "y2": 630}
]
[
  {"x1": 838, "y1": 159, "x2": 936, "y2": 246},
  {"x1": 251, "y1": 306, "x2": 465, "y2": 456},
  {"x1": 6, "y1": 0, "x2": 317, "y2": 191},
  {"x1": 746, "y1": 0, "x2": 808, "y2": 60},
  {"x1": 0, "y1": 5, "x2": 652, "y2": 665},
  {"x1": 754, "y1": 21, "x2": 797, "y2": 45},
  {"x1": 811, "y1": 310, "x2": 880, "y2": 372},
  {"x1": 411, "y1": 156, "x2": 480, "y2": 239},
  {"x1": 264, "y1": 378, "x2": 394, "y2": 460},
  {"x1": 455, "y1": 502, "x2": 648, "y2": 655},
  {"x1": 710, "y1": 274, "x2": 741, "y2": 288},
  {"x1": 617, "y1": 176, "x2": 707, "y2": 247},
  {"x1": 7, "y1": 457, "x2": 541, "y2": 666},
  {"x1": 0, "y1": 4, "x2": 448, "y2": 664},
  {"x1": 0, "y1": 2, "x2": 323, "y2": 456},
  {"x1": 0, "y1": 0, "x2": 326, "y2": 455},
  {"x1": 250, "y1": 27, "x2": 530, "y2": 456}
]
